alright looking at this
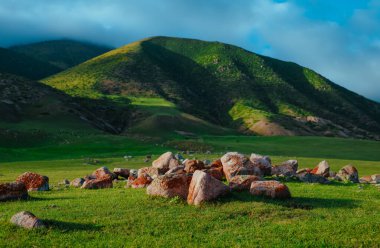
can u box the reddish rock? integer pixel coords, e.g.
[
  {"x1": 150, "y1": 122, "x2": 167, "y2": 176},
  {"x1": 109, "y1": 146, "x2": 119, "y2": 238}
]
[
  {"x1": 206, "y1": 167, "x2": 224, "y2": 181},
  {"x1": 165, "y1": 166, "x2": 186, "y2": 175},
  {"x1": 187, "y1": 170, "x2": 229, "y2": 206},
  {"x1": 229, "y1": 175, "x2": 261, "y2": 191},
  {"x1": 113, "y1": 168, "x2": 130, "y2": 179},
  {"x1": 70, "y1": 178, "x2": 85, "y2": 188},
  {"x1": 359, "y1": 176, "x2": 373, "y2": 184},
  {"x1": 184, "y1": 160, "x2": 205, "y2": 173},
  {"x1": 0, "y1": 182, "x2": 28, "y2": 201},
  {"x1": 221, "y1": 152, "x2": 262, "y2": 182},
  {"x1": 210, "y1": 159, "x2": 223, "y2": 169},
  {"x1": 138, "y1": 167, "x2": 166, "y2": 178},
  {"x1": 92, "y1": 167, "x2": 116, "y2": 180},
  {"x1": 371, "y1": 174, "x2": 380, "y2": 184},
  {"x1": 250, "y1": 181, "x2": 291, "y2": 199},
  {"x1": 250, "y1": 153, "x2": 272, "y2": 176},
  {"x1": 311, "y1": 160, "x2": 330, "y2": 177},
  {"x1": 336, "y1": 165, "x2": 359, "y2": 183},
  {"x1": 272, "y1": 160, "x2": 298, "y2": 177},
  {"x1": 147, "y1": 174, "x2": 191, "y2": 199},
  {"x1": 16, "y1": 172, "x2": 49, "y2": 191},
  {"x1": 152, "y1": 152, "x2": 179, "y2": 170},
  {"x1": 131, "y1": 174, "x2": 153, "y2": 189},
  {"x1": 10, "y1": 211, "x2": 44, "y2": 229},
  {"x1": 81, "y1": 175, "x2": 113, "y2": 189}
]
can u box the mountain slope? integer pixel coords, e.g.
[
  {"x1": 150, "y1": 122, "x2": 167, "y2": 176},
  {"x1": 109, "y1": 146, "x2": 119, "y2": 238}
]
[
  {"x1": 43, "y1": 36, "x2": 380, "y2": 139},
  {"x1": 11, "y1": 40, "x2": 112, "y2": 71},
  {"x1": 0, "y1": 47, "x2": 61, "y2": 79}
]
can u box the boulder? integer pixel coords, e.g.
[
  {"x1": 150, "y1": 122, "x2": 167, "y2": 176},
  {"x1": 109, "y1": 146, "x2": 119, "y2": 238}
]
[
  {"x1": 271, "y1": 160, "x2": 298, "y2": 177},
  {"x1": 187, "y1": 170, "x2": 229, "y2": 206},
  {"x1": 70, "y1": 178, "x2": 85, "y2": 188},
  {"x1": 60, "y1": 179, "x2": 70, "y2": 185},
  {"x1": 250, "y1": 181, "x2": 291, "y2": 199},
  {"x1": 130, "y1": 169, "x2": 138, "y2": 178},
  {"x1": 311, "y1": 160, "x2": 330, "y2": 177},
  {"x1": 297, "y1": 171, "x2": 330, "y2": 184},
  {"x1": 165, "y1": 166, "x2": 186, "y2": 175},
  {"x1": 147, "y1": 174, "x2": 191, "y2": 199},
  {"x1": 138, "y1": 167, "x2": 166, "y2": 178},
  {"x1": 229, "y1": 175, "x2": 261, "y2": 191},
  {"x1": 250, "y1": 153, "x2": 272, "y2": 176},
  {"x1": 210, "y1": 159, "x2": 223, "y2": 169},
  {"x1": 336, "y1": 165, "x2": 359, "y2": 183},
  {"x1": 16, "y1": 172, "x2": 49, "y2": 191},
  {"x1": 10, "y1": 211, "x2": 44, "y2": 229},
  {"x1": 92, "y1": 167, "x2": 116, "y2": 180},
  {"x1": 359, "y1": 176, "x2": 373, "y2": 184},
  {"x1": 81, "y1": 175, "x2": 113, "y2": 189},
  {"x1": 130, "y1": 174, "x2": 153, "y2": 189},
  {"x1": 206, "y1": 167, "x2": 224, "y2": 181},
  {"x1": 221, "y1": 152, "x2": 262, "y2": 181},
  {"x1": 152, "y1": 152, "x2": 179, "y2": 171},
  {"x1": 0, "y1": 182, "x2": 28, "y2": 201},
  {"x1": 113, "y1": 168, "x2": 130, "y2": 179},
  {"x1": 371, "y1": 174, "x2": 380, "y2": 184},
  {"x1": 184, "y1": 160, "x2": 205, "y2": 173}
]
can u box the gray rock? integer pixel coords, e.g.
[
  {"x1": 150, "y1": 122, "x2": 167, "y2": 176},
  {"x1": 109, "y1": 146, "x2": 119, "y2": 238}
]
[
  {"x1": 10, "y1": 211, "x2": 44, "y2": 229},
  {"x1": 70, "y1": 178, "x2": 85, "y2": 187}
]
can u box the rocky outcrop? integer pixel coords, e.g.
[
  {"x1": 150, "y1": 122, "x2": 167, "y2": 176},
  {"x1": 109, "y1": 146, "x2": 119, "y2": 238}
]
[
  {"x1": 250, "y1": 181, "x2": 291, "y2": 199},
  {"x1": 10, "y1": 211, "x2": 44, "y2": 229},
  {"x1": 147, "y1": 174, "x2": 191, "y2": 199},
  {"x1": 16, "y1": 172, "x2": 49, "y2": 191},
  {"x1": 0, "y1": 182, "x2": 28, "y2": 201},
  {"x1": 221, "y1": 152, "x2": 262, "y2": 181},
  {"x1": 229, "y1": 175, "x2": 260, "y2": 191},
  {"x1": 187, "y1": 170, "x2": 229, "y2": 206}
]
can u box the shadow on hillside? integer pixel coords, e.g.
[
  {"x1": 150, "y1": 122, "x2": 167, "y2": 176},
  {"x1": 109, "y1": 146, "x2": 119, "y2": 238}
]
[
  {"x1": 220, "y1": 191, "x2": 360, "y2": 209},
  {"x1": 44, "y1": 219, "x2": 102, "y2": 232}
]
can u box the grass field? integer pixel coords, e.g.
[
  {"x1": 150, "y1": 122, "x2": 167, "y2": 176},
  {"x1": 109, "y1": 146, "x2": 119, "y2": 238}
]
[{"x1": 0, "y1": 136, "x2": 379, "y2": 247}]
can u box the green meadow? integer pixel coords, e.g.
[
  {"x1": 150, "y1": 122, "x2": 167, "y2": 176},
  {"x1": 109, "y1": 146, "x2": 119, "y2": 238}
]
[{"x1": 0, "y1": 135, "x2": 379, "y2": 247}]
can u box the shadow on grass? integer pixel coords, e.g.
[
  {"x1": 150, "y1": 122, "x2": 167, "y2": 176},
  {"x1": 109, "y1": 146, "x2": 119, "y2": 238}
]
[
  {"x1": 220, "y1": 191, "x2": 360, "y2": 210},
  {"x1": 28, "y1": 196, "x2": 76, "y2": 201},
  {"x1": 44, "y1": 219, "x2": 102, "y2": 232}
]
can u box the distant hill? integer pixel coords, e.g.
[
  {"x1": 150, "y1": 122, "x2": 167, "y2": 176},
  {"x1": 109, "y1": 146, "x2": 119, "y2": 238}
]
[
  {"x1": 42, "y1": 36, "x2": 380, "y2": 139},
  {"x1": 0, "y1": 47, "x2": 61, "y2": 79},
  {"x1": 11, "y1": 40, "x2": 112, "y2": 71}
]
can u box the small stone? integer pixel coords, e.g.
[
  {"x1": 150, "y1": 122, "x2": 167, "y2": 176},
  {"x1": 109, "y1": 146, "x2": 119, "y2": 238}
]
[
  {"x1": 11, "y1": 211, "x2": 44, "y2": 229},
  {"x1": 70, "y1": 178, "x2": 85, "y2": 187}
]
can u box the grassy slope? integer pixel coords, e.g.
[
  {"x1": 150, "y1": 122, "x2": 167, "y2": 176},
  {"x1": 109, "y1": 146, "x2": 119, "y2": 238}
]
[
  {"x1": 0, "y1": 154, "x2": 379, "y2": 247},
  {"x1": 10, "y1": 40, "x2": 112, "y2": 71},
  {"x1": 0, "y1": 48, "x2": 61, "y2": 79}
]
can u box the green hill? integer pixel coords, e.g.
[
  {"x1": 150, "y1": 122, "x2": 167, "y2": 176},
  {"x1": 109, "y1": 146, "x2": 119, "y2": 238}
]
[
  {"x1": 0, "y1": 47, "x2": 61, "y2": 79},
  {"x1": 10, "y1": 39, "x2": 112, "y2": 71},
  {"x1": 43, "y1": 36, "x2": 380, "y2": 139}
]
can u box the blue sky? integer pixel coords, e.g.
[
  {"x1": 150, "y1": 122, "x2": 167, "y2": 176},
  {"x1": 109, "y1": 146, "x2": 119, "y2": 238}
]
[{"x1": 1, "y1": 0, "x2": 379, "y2": 101}]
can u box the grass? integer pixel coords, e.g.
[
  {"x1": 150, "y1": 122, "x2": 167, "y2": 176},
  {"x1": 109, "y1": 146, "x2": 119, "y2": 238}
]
[{"x1": 0, "y1": 135, "x2": 379, "y2": 247}]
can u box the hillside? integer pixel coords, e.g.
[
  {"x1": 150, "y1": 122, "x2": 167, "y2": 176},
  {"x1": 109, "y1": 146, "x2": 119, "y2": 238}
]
[
  {"x1": 11, "y1": 39, "x2": 112, "y2": 71},
  {"x1": 43, "y1": 36, "x2": 380, "y2": 139},
  {"x1": 0, "y1": 47, "x2": 61, "y2": 79}
]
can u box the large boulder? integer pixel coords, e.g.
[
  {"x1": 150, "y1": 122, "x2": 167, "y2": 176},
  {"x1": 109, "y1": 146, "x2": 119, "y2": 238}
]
[
  {"x1": 250, "y1": 181, "x2": 291, "y2": 199},
  {"x1": 250, "y1": 153, "x2": 272, "y2": 176},
  {"x1": 187, "y1": 170, "x2": 229, "y2": 206},
  {"x1": 221, "y1": 152, "x2": 262, "y2": 182},
  {"x1": 184, "y1": 160, "x2": 205, "y2": 173},
  {"x1": 152, "y1": 152, "x2": 179, "y2": 172},
  {"x1": 147, "y1": 174, "x2": 191, "y2": 199},
  {"x1": 165, "y1": 166, "x2": 186, "y2": 175},
  {"x1": 229, "y1": 175, "x2": 261, "y2": 191},
  {"x1": 70, "y1": 178, "x2": 85, "y2": 188},
  {"x1": 311, "y1": 160, "x2": 330, "y2": 177},
  {"x1": 92, "y1": 167, "x2": 116, "y2": 180},
  {"x1": 113, "y1": 168, "x2": 130, "y2": 179},
  {"x1": 16, "y1": 172, "x2": 49, "y2": 191},
  {"x1": 81, "y1": 175, "x2": 113, "y2": 189},
  {"x1": 0, "y1": 182, "x2": 28, "y2": 201},
  {"x1": 138, "y1": 167, "x2": 166, "y2": 178},
  {"x1": 10, "y1": 211, "x2": 44, "y2": 229},
  {"x1": 297, "y1": 170, "x2": 330, "y2": 184},
  {"x1": 272, "y1": 160, "x2": 298, "y2": 177},
  {"x1": 206, "y1": 168, "x2": 224, "y2": 181},
  {"x1": 336, "y1": 165, "x2": 359, "y2": 183}
]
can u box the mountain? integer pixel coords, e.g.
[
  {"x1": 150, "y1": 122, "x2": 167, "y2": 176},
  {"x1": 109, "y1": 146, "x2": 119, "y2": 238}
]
[
  {"x1": 42, "y1": 36, "x2": 380, "y2": 139},
  {"x1": 0, "y1": 47, "x2": 61, "y2": 79},
  {"x1": 10, "y1": 40, "x2": 112, "y2": 71},
  {"x1": 0, "y1": 72, "x2": 131, "y2": 147}
]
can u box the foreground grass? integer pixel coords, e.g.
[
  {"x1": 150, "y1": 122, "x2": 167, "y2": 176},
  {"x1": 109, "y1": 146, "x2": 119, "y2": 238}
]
[{"x1": 0, "y1": 181, "x2": 379, "y2": 247}]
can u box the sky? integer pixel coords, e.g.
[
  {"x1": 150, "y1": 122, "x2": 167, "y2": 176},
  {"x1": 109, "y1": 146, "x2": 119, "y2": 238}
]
[{"x1": 1, "y1": 0, "x2": 379, "y2": 102}]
